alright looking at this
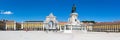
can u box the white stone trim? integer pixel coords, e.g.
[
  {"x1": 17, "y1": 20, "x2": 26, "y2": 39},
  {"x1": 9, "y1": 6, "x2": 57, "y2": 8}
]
[
  {"x1": 5, "y1": 22, "x2": 7, "y2": 30},
  {"x1": 14, "y1": 22, "x2": 16, "y2": 30},
  {"x1": 43, "y1": 24, "x2": 44, "y2": 31},
  {"x1": 21, "y1": 22, "x2": 23, "y2": 29}
]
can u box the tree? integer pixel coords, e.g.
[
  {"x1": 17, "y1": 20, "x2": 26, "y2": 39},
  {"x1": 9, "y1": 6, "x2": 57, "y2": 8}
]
[{"x1": 81, "y1": 21, "x2": 96, "y2": 23}]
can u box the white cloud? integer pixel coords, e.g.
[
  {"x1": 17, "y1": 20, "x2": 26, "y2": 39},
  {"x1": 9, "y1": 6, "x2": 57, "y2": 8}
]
[{"x1": 1, "y1": 11, "x2": 13, "y2": 15}]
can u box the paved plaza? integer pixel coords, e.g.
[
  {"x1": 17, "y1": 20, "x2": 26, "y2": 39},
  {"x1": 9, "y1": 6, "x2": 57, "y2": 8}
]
[{"x1": 0, "y1": 31, "x2": 120, "y2": 40}]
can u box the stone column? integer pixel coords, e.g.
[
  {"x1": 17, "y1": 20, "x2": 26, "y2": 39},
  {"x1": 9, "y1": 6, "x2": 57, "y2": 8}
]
[
  {"x1": 5, "y1": 23, "x2": 7, "y2": 30},
  {"x1": 71, "y1": 25, "x2": 72, "y2": 31},
  {"x1": 64, "y1": 25, "x2": 66, "y2": 31},
  {"x1": 57, "y1": 26, "x2": 59, "y2": 30},
  {"x1": 21, "y1": 22, "x2": 23, "y2": 30},
  {"x1": 59, "y1": 25, "x2": 62, "y2": 31},
  {"x1": 83, "y1": 25, "x2": 87, "y2": 32},
  {"x1": 14, "y1": 22, "x2": 16, "y2": 30},
  {"x1": 43, "y1": 24, "x2": 44, "y2": 31}
]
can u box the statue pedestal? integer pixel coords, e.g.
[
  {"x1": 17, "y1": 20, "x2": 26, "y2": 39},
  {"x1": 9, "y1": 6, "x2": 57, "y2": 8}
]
[
  {"x1": 63, "y1": 24, "x2": 72, "y2": 33},
  {"x1": 63, "y1": 30, "x2": 72, "y2": 33},
  {"x1": 81, "y1": 30, "x2": 87, "y2": 33}
]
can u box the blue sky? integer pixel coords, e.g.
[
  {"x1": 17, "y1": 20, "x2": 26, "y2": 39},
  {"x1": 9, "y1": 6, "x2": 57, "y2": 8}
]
[{"x1": 0, "y1": 0, "x2": 120, "y2": 22}]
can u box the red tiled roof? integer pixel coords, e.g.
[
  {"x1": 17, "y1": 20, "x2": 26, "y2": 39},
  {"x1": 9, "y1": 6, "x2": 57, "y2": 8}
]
[{"x1": 59, "y1": 22, "x2": 67, "y2": 25}]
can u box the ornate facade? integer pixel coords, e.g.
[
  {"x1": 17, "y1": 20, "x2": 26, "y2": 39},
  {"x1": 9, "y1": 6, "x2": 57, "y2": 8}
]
[
  {"x1": 44, "y1": 13, "x2": 59, "y2": 31},
  {"x1": 5, "y1": 20, "x2": 16, "y2": 30}
]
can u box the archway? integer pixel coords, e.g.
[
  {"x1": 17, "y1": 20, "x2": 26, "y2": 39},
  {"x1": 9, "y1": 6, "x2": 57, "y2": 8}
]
[
  {"x1": 48, "y1": 21, "x2": 54, "y2": 29},
  {"x1": 44, "y1": 13, "x2": 59, "y2": 32}
]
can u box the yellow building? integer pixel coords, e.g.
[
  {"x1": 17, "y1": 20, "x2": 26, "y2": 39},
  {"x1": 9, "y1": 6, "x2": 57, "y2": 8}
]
[
  {"x1": 6, "y1": 20, "x2": 16, "y2": 30},
  {"x1": 83, "y1": 23, "x2": 94, "y2": 31},
  {"x1": 93, "y1": 22, "x2": 120, "y2": 32},
  {"x1": 22, "y1": 21, "x2": 43, "y2": 30},
  {"x1": 58, "y1": 22, "x2": 67, "y2": 30}
]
